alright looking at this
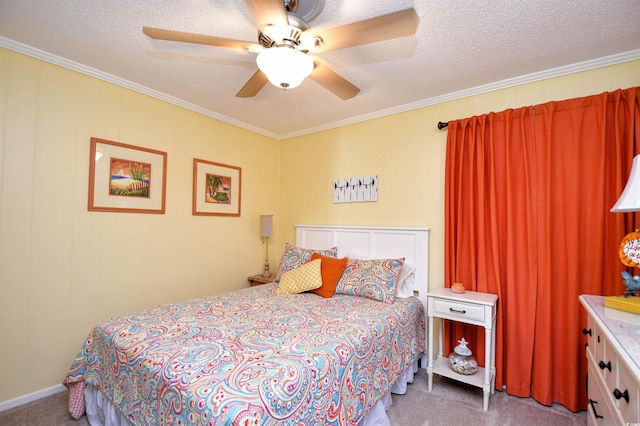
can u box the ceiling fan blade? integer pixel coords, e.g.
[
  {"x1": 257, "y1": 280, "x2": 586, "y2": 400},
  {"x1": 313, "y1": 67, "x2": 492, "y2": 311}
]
[
  {"x1": 246, "y1": 0, "x2": 289, "y2": 29},
  {"x1": 236, "y1": 70, "x2": 269, "y2": 98},
  {"x1": 143, "y1": 27, "x2": 259, "y2": 51},
  {"x1": 309, "y1": 62, "x2": 360, "y2": 100},
  {"x1": 310, "y1": 8, "x2": 419, "y2": 52}
]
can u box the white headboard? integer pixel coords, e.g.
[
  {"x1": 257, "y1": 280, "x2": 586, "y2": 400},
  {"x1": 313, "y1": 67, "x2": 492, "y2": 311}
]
[{"x1": 295, "y1": 224, "x2": 429, "y2": 305}]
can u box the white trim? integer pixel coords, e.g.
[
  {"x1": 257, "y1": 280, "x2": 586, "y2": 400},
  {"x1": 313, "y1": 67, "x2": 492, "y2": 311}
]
[
  {"x1": 281, "y1": 49, "x2": 640, "y2": 139},
  {"x1": 1, "y1": 35, "x2": 638, "y2": 140},
  {"x1": 294, "y1": 224, "x2": 429, "y2": 232},
  {"x1": 0, "y1": 36, "x2": 281, "y2": 140},
  {"x1": 0, "y1": 384, "x2": 66, "y2": 412}
]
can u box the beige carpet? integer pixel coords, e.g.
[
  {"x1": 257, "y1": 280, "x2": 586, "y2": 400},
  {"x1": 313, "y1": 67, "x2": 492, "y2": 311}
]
[
  {"x1": 0, "y1": 369, "x2": 587, "y2": 425},
  {"x1": 387, "y1": 369, "x2": 587, "y2": 425}
]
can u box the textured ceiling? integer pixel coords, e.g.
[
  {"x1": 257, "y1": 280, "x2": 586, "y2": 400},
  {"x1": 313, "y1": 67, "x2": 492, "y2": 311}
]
[{"x1": 1, "y1": 0, "x2": 639, "y2": 139}]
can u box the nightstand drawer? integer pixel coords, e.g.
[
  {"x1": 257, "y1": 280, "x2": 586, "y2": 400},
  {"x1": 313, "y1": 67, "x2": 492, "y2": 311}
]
[{"x1": 433, "y1": 299, "x2": 485, "y2": 323}]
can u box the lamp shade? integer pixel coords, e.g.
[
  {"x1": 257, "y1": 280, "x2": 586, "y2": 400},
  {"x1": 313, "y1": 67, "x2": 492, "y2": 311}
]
[
  {"x1": 611, "y1": 155, "x2": 640, "y2": 212},
  {"x1": 260, "y1": 214, "x2": 273, "y2": 237},
  {"x1": 256, "y1": 47, "x2": 314, "y2": 90}
]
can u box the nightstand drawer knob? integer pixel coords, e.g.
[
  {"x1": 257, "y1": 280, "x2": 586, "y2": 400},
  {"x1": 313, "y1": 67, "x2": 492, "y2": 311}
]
[
  {"x1": 613, "y1": 388, "x2": 629, "y2": 403},
  {"x1": 449, "y1": 307, "x2": 466, "y2": 314}
]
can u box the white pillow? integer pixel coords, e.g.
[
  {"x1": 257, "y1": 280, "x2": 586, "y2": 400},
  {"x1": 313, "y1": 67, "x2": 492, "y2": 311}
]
[
  {"x1": 396, "y1": 263, "x2": 416, "y2": 298},
  {"x1": 349, "y1": 253, "x2": 416, "y2": 298}
]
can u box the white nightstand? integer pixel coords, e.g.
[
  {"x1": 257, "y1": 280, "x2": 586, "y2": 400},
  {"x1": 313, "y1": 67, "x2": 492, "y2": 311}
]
[{"x1": 427, "y1": 287, "x2": 498, "y2": 411}]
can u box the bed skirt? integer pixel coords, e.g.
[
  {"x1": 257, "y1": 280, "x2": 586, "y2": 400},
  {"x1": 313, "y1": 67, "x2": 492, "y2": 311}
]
[{"x1": 82, "y1": 361, "x2": 420, "y2": 426}]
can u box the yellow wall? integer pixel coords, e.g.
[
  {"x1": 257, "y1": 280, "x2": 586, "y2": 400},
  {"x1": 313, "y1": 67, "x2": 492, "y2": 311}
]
[
  {"x1": 280, "y1": 60, "x2": 640, "y2": 299},
  {"x1": 0, "y1": 48, "x2": 280, "y2": 402},
  {"x1": 0, "y1": 44, "x2": 638, "y2": 405}
]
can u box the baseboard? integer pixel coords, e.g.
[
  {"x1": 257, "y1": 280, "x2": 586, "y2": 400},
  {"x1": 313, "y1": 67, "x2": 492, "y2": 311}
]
[{"x1": 0, "y1": 384, "x2": 66, "y2": 413}]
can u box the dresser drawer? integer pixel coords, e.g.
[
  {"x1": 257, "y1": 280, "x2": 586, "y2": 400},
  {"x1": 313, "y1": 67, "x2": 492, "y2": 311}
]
[
  {"x1": 586, "y1": 316, "x2": 606, "y2": 367},
  {"x1": 616, "y1": 357, "x2": 639, "y2": 421},
  {"x1": 603, "y1": 338, "x2": 617, "y2": 393},
  {"x1": 588, "y1": 361, "x2": 616, "y2": 425},
  {"x1": 433, "y1": 299, "x2": 486, "y2": 323}
]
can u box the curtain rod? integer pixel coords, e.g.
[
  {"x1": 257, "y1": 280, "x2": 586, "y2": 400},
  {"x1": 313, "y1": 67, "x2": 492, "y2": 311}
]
[{"x1": 437, "y1": 121, "x2": 449, "y2": 130}]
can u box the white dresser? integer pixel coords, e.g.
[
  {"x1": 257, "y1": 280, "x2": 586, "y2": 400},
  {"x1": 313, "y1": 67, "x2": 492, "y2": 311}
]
[{"x1": 580, "y1": 295, "x2": 640, "y2": 425}]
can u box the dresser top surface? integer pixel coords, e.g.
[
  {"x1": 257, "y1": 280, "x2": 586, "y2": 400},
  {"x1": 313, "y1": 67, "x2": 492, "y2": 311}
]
[{"x1": 580, "y1": 294, "x2": 640, "y2": 377}]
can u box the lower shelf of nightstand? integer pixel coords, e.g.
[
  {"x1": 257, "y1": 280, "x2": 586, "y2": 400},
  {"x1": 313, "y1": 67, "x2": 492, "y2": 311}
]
[{"x1": 432, "y1": 356, "x2": 488, "y2": 389}]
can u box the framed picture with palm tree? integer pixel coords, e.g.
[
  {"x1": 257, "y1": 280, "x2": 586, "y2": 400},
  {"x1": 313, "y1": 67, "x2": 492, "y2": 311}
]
[
  {"x1": 192, "y1": 158, "x2": 241, "y2": 216},
  {"x1": 88, "y1": 137, "x2": 167, "y2": 213}
]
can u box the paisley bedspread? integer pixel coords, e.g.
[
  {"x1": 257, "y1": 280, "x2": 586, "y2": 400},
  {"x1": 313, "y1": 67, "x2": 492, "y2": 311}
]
[{"x1": 64, "y1": 284, "x2": 425, "y2": 425}]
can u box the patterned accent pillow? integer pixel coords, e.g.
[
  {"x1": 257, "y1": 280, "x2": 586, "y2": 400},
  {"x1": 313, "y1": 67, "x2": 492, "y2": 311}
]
[
  {"x1": 349, "y1": 253, "x2": 416, "y2": 298},
  {"x1": 275, "y1": 243, "x2": 338, "y2": 282},
  {"x1": 335, "y1": 257, "x2": 405, "y2": 303},
  {"x1": 274, "y1": 259, "x2": 323, "y2": 295}
]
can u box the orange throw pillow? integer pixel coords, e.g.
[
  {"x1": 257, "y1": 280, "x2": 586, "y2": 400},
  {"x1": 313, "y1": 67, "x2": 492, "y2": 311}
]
[{"x1": 309, "y1": 253, "x2": 348, "y2": 298}]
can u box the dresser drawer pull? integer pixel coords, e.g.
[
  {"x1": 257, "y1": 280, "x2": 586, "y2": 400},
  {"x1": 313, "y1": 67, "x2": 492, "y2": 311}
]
[
  {"x1": 598, "y1": 360, "x2": 611, "y2": 372},
  {"x1": 588, "y1": 399, "x2": 604, "y2": 419},
  {"x1": 449, "y1": 307, "x2": 466, "y2": 314},
  {"x1": 613, "y1": 388, "x2": 629, "y2": 403},
  {"x1": 582, "y1": 328, "x2": 592, "y2": 336}
]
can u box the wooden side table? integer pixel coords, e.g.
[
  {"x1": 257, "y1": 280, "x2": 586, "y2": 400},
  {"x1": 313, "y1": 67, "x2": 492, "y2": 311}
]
[
  {"x1": 427, "y1": 287, "x2": 498, "y2": 411},
  {"x1": 248, "y1": 274, "x2": 275, "y2": 286}
]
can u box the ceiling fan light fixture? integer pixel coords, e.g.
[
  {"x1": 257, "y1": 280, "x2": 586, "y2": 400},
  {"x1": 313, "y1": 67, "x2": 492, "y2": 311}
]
[{"x1": 256, "y1": 46, "x2": 314, "y2": 90}]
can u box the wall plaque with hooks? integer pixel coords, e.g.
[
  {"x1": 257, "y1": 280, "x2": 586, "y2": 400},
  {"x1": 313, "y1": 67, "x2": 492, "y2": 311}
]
[{"x1": 332, "y1": 175, "x2": 378, "y2": 203}]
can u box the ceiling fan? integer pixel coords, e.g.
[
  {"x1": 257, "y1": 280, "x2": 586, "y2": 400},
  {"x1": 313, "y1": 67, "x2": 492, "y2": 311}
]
[{"x1": 142, "y1": 0, "x2": 419, "y2": 100}]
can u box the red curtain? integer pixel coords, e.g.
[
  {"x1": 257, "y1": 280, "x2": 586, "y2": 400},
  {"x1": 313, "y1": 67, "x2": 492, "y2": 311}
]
[{"x1": 444, "y1": 87, "x2": 640, "y2": 412}]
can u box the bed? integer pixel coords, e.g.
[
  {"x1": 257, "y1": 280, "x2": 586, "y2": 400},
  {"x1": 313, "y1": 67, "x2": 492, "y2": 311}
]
[{"x1": 64, "y1": 225, "x2": 429, "y2": 425}]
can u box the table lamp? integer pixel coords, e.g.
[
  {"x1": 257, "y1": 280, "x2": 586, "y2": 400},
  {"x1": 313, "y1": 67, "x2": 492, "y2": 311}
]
[
  {"x1": 260, "y1": 215, "x2": 273, "y2": 277},
  {"x1": 607, "y1": 155, "x2": 640, "y2": 314}
]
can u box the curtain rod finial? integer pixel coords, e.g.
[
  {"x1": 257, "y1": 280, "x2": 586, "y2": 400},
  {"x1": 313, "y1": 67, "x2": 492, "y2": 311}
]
[{"x1": 438, "y1": 121, "x2": 449, "y2": 130}]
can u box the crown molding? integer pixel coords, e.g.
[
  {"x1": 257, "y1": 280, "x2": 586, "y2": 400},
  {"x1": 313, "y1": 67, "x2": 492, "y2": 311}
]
[
  {"x1": 2, "y1": 36, "x2": 638, "y2": 140},
  {"x1": 0, "y1": 36, "x2": 281, "y2": 140},
  {"x1": 281, "y1": 49, "x2": 640, "y2": 139}
]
